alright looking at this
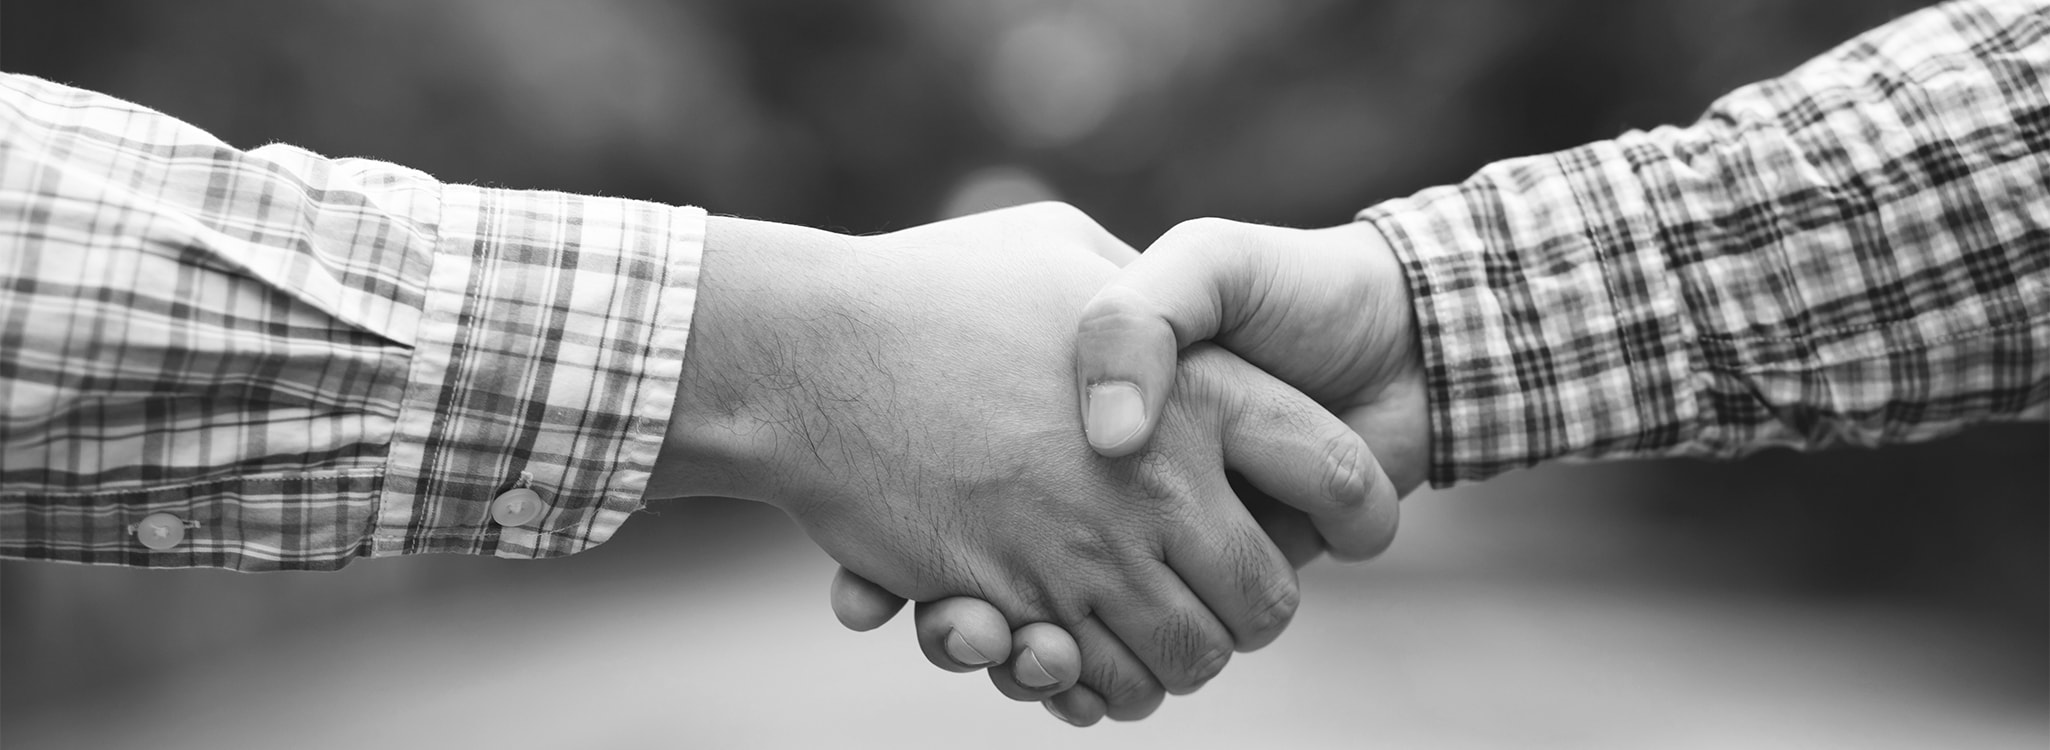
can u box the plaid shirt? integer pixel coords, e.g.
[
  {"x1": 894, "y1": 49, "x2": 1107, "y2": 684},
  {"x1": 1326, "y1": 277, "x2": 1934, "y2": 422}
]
[
  {"x1": 0, "y1": 73, "x2": 703, "y2": 570},
  {"x1": 6, "y1": 2, "x2": 2047, "y2": 571},
  {"x1": 1363, "y1": 0, "x2": 2050, "y2": 487}
]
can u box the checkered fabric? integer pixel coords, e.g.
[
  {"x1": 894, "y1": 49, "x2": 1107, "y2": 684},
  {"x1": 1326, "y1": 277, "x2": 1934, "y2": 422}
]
[
  {"x1": 1362, "y1": 0, "x2": 2050, "y2": 487},
  {"x1": 0, "y1": 74, "x2": 703, "y2": 570}
]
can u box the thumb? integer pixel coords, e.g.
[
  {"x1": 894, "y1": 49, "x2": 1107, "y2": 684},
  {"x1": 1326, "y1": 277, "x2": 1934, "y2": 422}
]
[{"x1": 1076, "y1": 219, "x2": 1251, "y2": 457}]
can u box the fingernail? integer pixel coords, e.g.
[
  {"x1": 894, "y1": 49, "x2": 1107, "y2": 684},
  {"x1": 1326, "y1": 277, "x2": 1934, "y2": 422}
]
[
  {"x1": 1015, "y1": 647, "x2": 1058, "y2": 688},
  {"x1": 1085, "y1": 382, "x2": 1144, "y2": 450},
  {"x1": 1045, "y1": 700, "x2": 1083, "y2": 727},
  {"x1": 944, "y1": 629, "x2": 992, "y2": 667}
]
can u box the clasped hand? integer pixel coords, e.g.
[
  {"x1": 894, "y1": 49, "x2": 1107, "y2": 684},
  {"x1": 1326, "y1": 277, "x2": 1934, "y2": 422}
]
[{"x1": 665, "y1": 203, "x2": 1426, "y2": 726}]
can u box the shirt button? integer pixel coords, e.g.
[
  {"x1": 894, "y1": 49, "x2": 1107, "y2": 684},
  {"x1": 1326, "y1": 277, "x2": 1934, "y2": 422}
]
[
  {"x1": 135, "y1": 512, "x2": 187, "y2": 551},
  {"x1": 490, "y1": 488, "x2": 547, "y2": 527}
]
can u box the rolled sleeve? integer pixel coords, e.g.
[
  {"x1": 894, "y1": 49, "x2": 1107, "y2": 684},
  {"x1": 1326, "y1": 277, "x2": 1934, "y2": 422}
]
[
  {"x1": 1361, "y1": 0, "x2": 2050, "y2": 487},
  {"x1": 373, "y1": 186, "x2": 702, "y2": 560},
  {"x1": 0, "y1": 72, "x2": 704, "y2": 570}
]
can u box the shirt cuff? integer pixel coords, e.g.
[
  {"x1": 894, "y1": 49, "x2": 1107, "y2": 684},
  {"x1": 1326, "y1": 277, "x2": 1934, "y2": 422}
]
[
  {"x1": 1359, "y1": 140, "x2": 1700, "y2": 487},
  {"x1": 371, "y1": 185, "x2": 703, "y2": 560}
]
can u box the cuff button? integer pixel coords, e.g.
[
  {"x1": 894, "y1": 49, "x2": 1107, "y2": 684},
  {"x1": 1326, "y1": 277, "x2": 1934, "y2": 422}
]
[
  {"x1": 490, "y1": 488, "x2": 547, "y2": 528},
  {"x1": 134, "y1": 512, "x2": 187, "y2": 551}
]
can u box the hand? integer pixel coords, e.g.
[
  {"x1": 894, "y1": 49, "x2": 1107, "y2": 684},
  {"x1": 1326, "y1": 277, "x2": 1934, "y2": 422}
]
[
  {"x1": 658, "y1": 204, "x2": 1392, "y2": 714},
  {"x1": 829, "y1": 218, "x2": 1427, "y2": 725},
  {"x1": 830, "y1": 481, "x2": 1332, "y2": 725},
  {"x1": 1076, "y1": 218, "x2": 1428, "y2": 495}
]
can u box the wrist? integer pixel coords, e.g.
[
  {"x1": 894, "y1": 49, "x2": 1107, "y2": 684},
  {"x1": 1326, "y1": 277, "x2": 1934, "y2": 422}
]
[
  {"x1": 1343, "y1": 219, "x2": 1431, "y2": 493},
  {"x1": 1346, "y1": 220, "x2": 1424, "y2": 389},
  {"x1": 647, "y1": 215, "x2": 859, "y2": 503},
  {"x1": 1360, "y1": 222, "x2": 1431, "y2": 494}
]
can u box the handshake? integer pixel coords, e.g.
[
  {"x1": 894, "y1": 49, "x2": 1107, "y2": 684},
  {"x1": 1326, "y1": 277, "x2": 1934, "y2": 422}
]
[
  {"x1": 5, "y1": 4, "x2": 2036, "y2": 731},
  {"x1": 651, "y1": 202, "x2": 1432, "y2": 726}
]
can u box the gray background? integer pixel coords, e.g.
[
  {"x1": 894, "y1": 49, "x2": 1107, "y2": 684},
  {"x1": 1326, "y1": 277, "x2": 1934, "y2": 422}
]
[{"x1": 3, "y1": 1, "x2": 2044, "y2": 748}]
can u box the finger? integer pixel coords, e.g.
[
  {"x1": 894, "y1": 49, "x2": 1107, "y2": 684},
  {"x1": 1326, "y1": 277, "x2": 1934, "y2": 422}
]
[
  {"x1": 1092, "y1": 561, "x2": 1236, "y2": 696},
  {"x1": 1044, "y1": 685, "x2": 1108, "y2": 727},
  {"x1": 1162, "y1": 475, "x2": 1302, "y2": 652},
  {"x1": 1075, "y1": 220, "x2": 1251, "y2": 458},
  {"x1": 1230, "y1": 471, "x2": 1327, "y2": 569},
  {"x1": 1194, "y1": 345, "x2": 1400, "y2": 562},
  {"x1": 913, "y1": 597, "x2": 1014, "y2": 672},
  {"x1": 1067, "y1": 615, "x2": 1166, "y2": 721},
  {"x1": 830, "y1": 567, "x2": 907, "y2": 632},
  {"x1": 988, "y1": 622, "x2": 1081, "y2": 701}
]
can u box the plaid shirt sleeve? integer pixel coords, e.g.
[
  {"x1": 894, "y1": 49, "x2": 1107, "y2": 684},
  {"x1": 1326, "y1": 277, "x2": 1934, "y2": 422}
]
[
  {"x1": 0, "y1": 74, "x2": 703, "y2": 570},
  {"x1": 1360, "y1": 0, "x2": 2050, "y2": 487}
]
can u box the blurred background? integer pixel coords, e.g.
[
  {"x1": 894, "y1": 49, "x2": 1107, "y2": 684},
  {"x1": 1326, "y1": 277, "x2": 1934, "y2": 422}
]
[{"x1": 2, "y1": 1, "x2": 2044, "y2": 747}]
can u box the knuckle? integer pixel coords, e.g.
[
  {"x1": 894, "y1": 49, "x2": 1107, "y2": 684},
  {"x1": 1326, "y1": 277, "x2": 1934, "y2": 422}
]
[
  {"x1": 1134, "y1": 452, "x2": 1181, "y2": 499},
  {"x1": 1058, "y1": 523, "x2": 1144, "y2": 570},
  {"x1": 1078, "y1": 284, "x2": 1165, "y2": 337},
  {"x1": 1021, "y1": 200, "x2": 1089, "y2": 227},
  {"x1": 1091, "y1": 660, "x2": 1163, "y2": 709},
  {"x1": 1226, "y1": 374, "x2": 1296, "y2": 434},
  {"x1": 1112, "y1": 450, "x2": 1189, "y2": 516},
  {"x1": 1049, "y1": 601, "x2": 1095, "y2": 634},
  {"x1": 1152, "y1": 611, "x2": 1232, "y2": 691},
  {"x1": 1159, "y1": 217, "x2": 1237, "y2": 248},
  {"x1": 1185, "y1": 645, "x2": 1232, "y2": 689},
  {"x1": 1357, "y1": 489, "x2": 1402, "y2": 560},
  {"x1": 1154, "y1": 217, "x2": 1257, "y2": 269},
  {"x1": 1005, "y1": 573, "x2": 1064, "y2": 623},
  {"x1": 1320, "y1": 433, "x2": 1369, "y2": 512},
  {"x1": 1241, "y1": 567, "x2": 1301, "y2": 645},
  {"x1": 1056, "y1": 530, "x2": 1168, "y2": 615}
]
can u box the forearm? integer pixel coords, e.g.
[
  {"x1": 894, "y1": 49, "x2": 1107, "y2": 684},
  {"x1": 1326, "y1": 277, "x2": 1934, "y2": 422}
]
[{"x1": 1362, "y1": 0, "x2": 2050, "y2": 486}]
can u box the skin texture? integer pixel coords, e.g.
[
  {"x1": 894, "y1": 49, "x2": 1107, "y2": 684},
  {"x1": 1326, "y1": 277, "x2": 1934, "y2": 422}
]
[
  {"x1": 831, "y1": 218, "x2": 1432, "y2": 726},
  {"x1": 652, "y1": 204, "x2": 1398, "y2": 714}
]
